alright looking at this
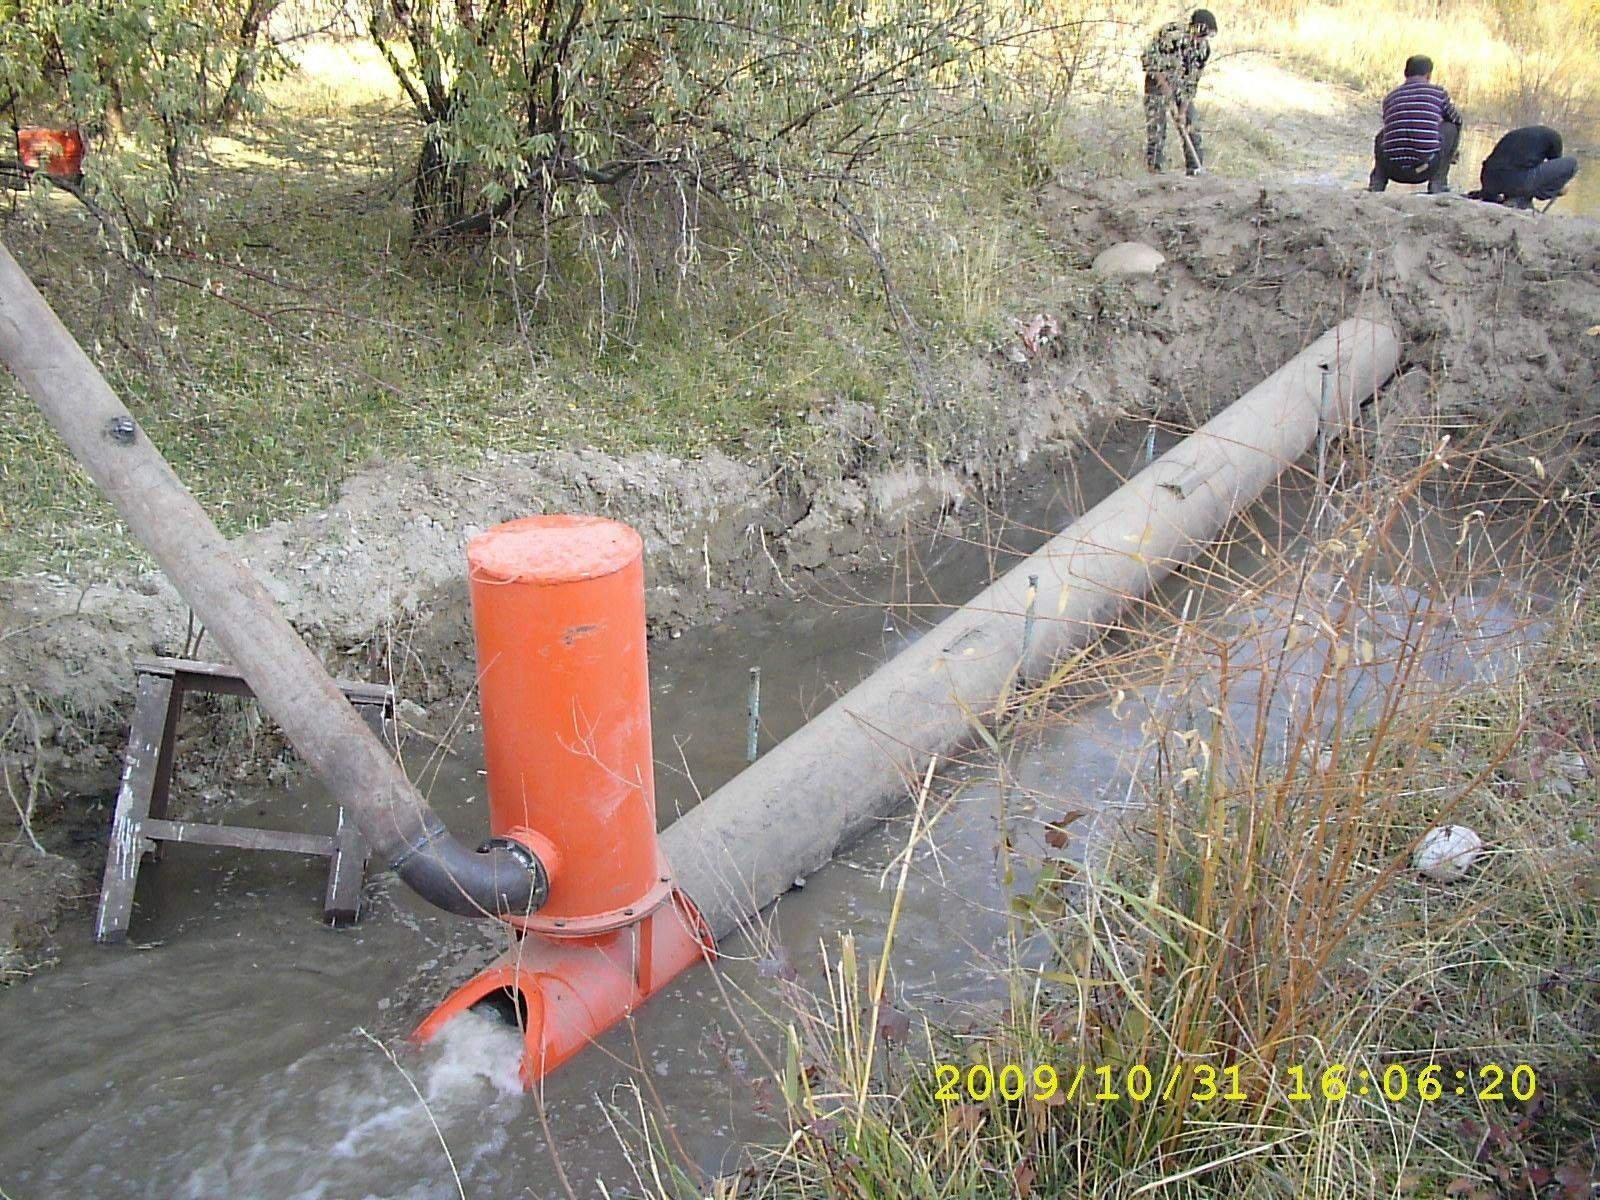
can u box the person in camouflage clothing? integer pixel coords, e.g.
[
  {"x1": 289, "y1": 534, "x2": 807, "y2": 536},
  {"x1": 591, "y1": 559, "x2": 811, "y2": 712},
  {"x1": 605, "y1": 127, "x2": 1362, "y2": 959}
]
[{"x1": 1142, "y1": 9, "x2": 1217, "y2": 174}]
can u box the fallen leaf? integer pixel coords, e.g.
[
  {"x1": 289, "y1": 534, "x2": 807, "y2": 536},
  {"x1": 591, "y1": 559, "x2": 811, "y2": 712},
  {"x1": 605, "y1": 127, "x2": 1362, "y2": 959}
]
[
  {"x1": 802, "y1": 1114, "x2": 837, "y2": 1140},
  {"x1": 945, "y1": 1103, "x2": 984, "y2": 1134},
  {"x1": 1395, "y1": 1169, "x2": 1426, "y2": 1194},
  {"x1": 1039, "y1": 1006, "x2": 1078, "y2": 1044},
  {"x1": 1014, "y1": 1160, "x2": 1037, "y2": 1198},
  {"x1": 1044, "y1": 809, "x2": 1087, "y2": 849},
  {"x1": 1487, "y1": 1122, "x2": 1517, "y2": 1152},
  {"x1": 1555, "y1": 1159, "x2": 1598, "y2": 1200},
  {"x1": 875, "y1": 997, "x2": 911, "y2": 1043}
]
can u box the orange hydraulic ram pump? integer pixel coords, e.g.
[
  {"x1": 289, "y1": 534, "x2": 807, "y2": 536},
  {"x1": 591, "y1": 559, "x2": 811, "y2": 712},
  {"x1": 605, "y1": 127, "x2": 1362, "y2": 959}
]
[{"x1": 413, "y1": 515, "x2": 712, "y2": 1086}]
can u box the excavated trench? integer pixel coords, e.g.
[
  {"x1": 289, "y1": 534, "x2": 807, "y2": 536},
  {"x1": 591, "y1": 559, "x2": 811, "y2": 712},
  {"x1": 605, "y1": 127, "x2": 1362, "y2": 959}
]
[
  {"x1": 0, "y1": 415, "x2": 1564, "y2": 1199},
  {"x1": 0, "y1": 176, "x2": 1594, "y2": 1196}
]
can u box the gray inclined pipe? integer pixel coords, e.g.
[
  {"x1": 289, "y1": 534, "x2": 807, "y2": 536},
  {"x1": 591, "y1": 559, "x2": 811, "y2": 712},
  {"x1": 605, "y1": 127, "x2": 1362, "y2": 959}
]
[
  {"x1": 0, "y1": 242, "x2": 547, "y2": 920},
  {"x1": 663, "y1": 317, "x2": 1401, "y2": 941}
]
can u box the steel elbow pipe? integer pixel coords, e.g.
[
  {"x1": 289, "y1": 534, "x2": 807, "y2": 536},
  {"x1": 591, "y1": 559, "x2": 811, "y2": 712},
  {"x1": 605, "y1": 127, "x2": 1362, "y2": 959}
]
[{"x1": 392, "y1": 815, "x2": 551, "y2": 919}]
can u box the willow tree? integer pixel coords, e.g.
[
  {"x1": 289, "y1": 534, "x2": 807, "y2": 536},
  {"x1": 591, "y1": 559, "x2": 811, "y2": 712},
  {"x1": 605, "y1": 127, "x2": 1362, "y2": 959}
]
[{"x1": 368, "y1": 0, "x2": 995, "y2": 241}]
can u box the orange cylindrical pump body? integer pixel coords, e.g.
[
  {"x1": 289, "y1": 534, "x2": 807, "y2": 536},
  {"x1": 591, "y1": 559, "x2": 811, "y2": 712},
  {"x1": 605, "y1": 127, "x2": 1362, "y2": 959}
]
[
  {"x1": 418, "y1": 514, "x2": 712, "y2": 1087},
  {"x1": 467, "y1": 515, "x2": 668, "y2": 932}
]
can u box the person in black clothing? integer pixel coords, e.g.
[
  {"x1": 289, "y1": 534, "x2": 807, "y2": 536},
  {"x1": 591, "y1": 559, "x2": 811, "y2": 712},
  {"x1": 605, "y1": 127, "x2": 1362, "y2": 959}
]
[{"x1": 1471, "y1": 125, "x2": 1579, "y2": 209}]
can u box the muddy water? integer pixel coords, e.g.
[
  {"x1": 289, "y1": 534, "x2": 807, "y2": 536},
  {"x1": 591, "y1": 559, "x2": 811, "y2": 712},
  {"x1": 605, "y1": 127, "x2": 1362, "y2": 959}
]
[{"x1": 0, "y1": 430, "x2": 1555, "y2": 1199}]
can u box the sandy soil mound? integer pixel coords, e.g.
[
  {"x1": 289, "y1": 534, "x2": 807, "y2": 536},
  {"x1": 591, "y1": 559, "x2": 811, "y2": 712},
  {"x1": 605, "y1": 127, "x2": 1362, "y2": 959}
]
[
  {"x1": 1043, "y1": 176, "x2": 1599, "y2": 478},
  {"x1": 0, "y1": 844, "x2": 84, "y2": 979}
]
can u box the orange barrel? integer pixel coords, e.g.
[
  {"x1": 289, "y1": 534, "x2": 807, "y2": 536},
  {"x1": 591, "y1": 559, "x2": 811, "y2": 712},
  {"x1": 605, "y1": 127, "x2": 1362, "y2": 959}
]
[{"x1": 466, "y1": 515, "x2": 670, "y2": 933}]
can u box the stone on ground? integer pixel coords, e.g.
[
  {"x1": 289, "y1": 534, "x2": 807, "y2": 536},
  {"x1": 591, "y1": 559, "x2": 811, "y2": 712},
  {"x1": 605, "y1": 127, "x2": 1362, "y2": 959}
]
[{"x1": 1092, "y1": 241, "x2": 1166, "y2": 277}]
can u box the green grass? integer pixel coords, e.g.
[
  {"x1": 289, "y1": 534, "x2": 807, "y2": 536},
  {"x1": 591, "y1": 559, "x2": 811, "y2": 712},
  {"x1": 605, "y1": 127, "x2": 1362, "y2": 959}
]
[
  {"x1": 0, "y1": 41, "x2": 1065, "y2": 579},
  {"x1": 6, "y1": 3, "x2": 1595, "y2": 579}
]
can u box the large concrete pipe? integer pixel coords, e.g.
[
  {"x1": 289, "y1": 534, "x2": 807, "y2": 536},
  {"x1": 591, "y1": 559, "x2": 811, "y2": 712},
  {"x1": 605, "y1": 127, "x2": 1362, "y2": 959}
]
[
  {"x1": 414, "y1": 317, "x2": 1399, "y2": 1085},
  {"x1": 0, "y1": 242, "x2": 547, "y2": 919},
  {"x1": 664, "y1": 317, "x2": 1400, "y2": 940}
]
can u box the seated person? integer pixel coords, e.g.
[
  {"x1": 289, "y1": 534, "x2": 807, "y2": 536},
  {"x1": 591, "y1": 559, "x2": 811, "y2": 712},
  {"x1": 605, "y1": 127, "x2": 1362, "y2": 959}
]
[
  {"x1": 1369, "y1": 54, "x2": 1462, "y2": 194},
  {"x1": 1471, "y1": 125, "x2": 1579, "y2": 209}
]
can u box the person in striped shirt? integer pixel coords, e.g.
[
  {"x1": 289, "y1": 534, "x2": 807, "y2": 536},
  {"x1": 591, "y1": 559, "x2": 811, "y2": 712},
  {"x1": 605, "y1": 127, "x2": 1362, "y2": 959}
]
[{"x1": 1368, "y1": 55, "x2": 1463, "y2": 194}]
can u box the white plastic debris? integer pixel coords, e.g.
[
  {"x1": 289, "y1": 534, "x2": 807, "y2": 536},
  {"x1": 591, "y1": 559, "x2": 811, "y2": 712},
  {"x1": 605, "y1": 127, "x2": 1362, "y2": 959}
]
[
  {"x1": 1413, "y1": 825, "x2": 1484, "y2": 883},
  {"x1": 1092, "y1": 241, "x2": 1166, "y2": 278}
]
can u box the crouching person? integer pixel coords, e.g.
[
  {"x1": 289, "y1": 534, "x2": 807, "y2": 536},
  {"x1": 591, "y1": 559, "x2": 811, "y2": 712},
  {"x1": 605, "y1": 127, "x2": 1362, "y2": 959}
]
[
  {"x1": 1369, "y1": 54, "x2": 1462, "y2": 194},
  {"x1": 1474, "y1": 125, "x2": 1579, "y2": 209}
]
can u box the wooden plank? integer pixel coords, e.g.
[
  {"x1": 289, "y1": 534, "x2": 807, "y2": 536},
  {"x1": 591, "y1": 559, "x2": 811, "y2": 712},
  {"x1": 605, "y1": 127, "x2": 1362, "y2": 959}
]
[
  {"x1": 321, "y1": 699, "x2": 385, "y2": 924},
  {"x1": 146, "y1": 672, "x2": 187, "y2": 834},
  {"x1": 357, "y1": 694, "x2": 390, "y2": 740},
  {"x1": 140, "y1": 818, "x2": 336, "y2": 857},
  {"x1": 322, "y1": 809, "x2": 368, "y2": 926},
  {"x1": 94, "y1": 673, "x2": 176, "y2": 943}
]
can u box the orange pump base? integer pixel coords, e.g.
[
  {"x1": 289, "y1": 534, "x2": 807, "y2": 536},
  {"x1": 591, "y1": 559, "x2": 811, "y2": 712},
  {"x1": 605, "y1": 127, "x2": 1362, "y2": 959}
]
[
  {"x1": 17, "y1": 128, "x2": 86, "y2": 180},
  {"x1": 413, "y1": 891, "x2": 714, "y2": 1087}
]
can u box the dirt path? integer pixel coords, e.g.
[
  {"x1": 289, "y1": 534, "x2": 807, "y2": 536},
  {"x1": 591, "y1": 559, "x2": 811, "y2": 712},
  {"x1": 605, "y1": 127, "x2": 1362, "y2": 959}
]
[{"x1": 1206, "y1": 55, "x2": 1380, "y2": 183}]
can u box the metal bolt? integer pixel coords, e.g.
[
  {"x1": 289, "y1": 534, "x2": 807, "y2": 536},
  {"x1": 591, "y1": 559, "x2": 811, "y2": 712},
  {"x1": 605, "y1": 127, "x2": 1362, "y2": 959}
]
[
  {"x1": 1317, "y1": 364, "x2": 1331, "y2": 530},
  {"x1": 623, "y1": 908, "x2": 634, "y2": 917}
]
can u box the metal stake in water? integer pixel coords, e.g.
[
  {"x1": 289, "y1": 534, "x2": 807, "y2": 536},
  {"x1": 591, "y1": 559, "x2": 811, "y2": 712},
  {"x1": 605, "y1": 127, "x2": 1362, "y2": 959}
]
[
  {"x1": 1316, "y1": 364, "x2": 1331, "y2": 531},
  {"x1": 746, "y1": 666, "x2": 761, "y2": 763},
  {"x1": 1021, "y1": 574, "x2": 1039, "y2": 663}
]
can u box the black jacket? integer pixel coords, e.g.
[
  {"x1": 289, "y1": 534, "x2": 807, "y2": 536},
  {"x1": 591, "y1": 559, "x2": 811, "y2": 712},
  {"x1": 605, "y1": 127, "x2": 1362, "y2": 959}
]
[{"x1": 1483, "y1": 126, "x2": 1563, "y2": 177}]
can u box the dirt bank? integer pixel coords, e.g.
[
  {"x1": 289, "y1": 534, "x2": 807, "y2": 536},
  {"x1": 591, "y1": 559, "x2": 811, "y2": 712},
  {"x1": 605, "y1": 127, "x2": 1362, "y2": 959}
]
[
  {"x1": 1044, "y1": 176, "x2": 1600, "y2": 475},
  {"x1": 3, "y1": 174, "x2": 1596, "y2": 974}
]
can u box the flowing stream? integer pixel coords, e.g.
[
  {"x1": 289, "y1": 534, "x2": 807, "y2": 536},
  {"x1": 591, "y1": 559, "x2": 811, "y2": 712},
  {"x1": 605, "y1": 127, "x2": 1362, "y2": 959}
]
[{"x1": 0, "y1": 426, "x2": 1556, "y2": 1199}]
